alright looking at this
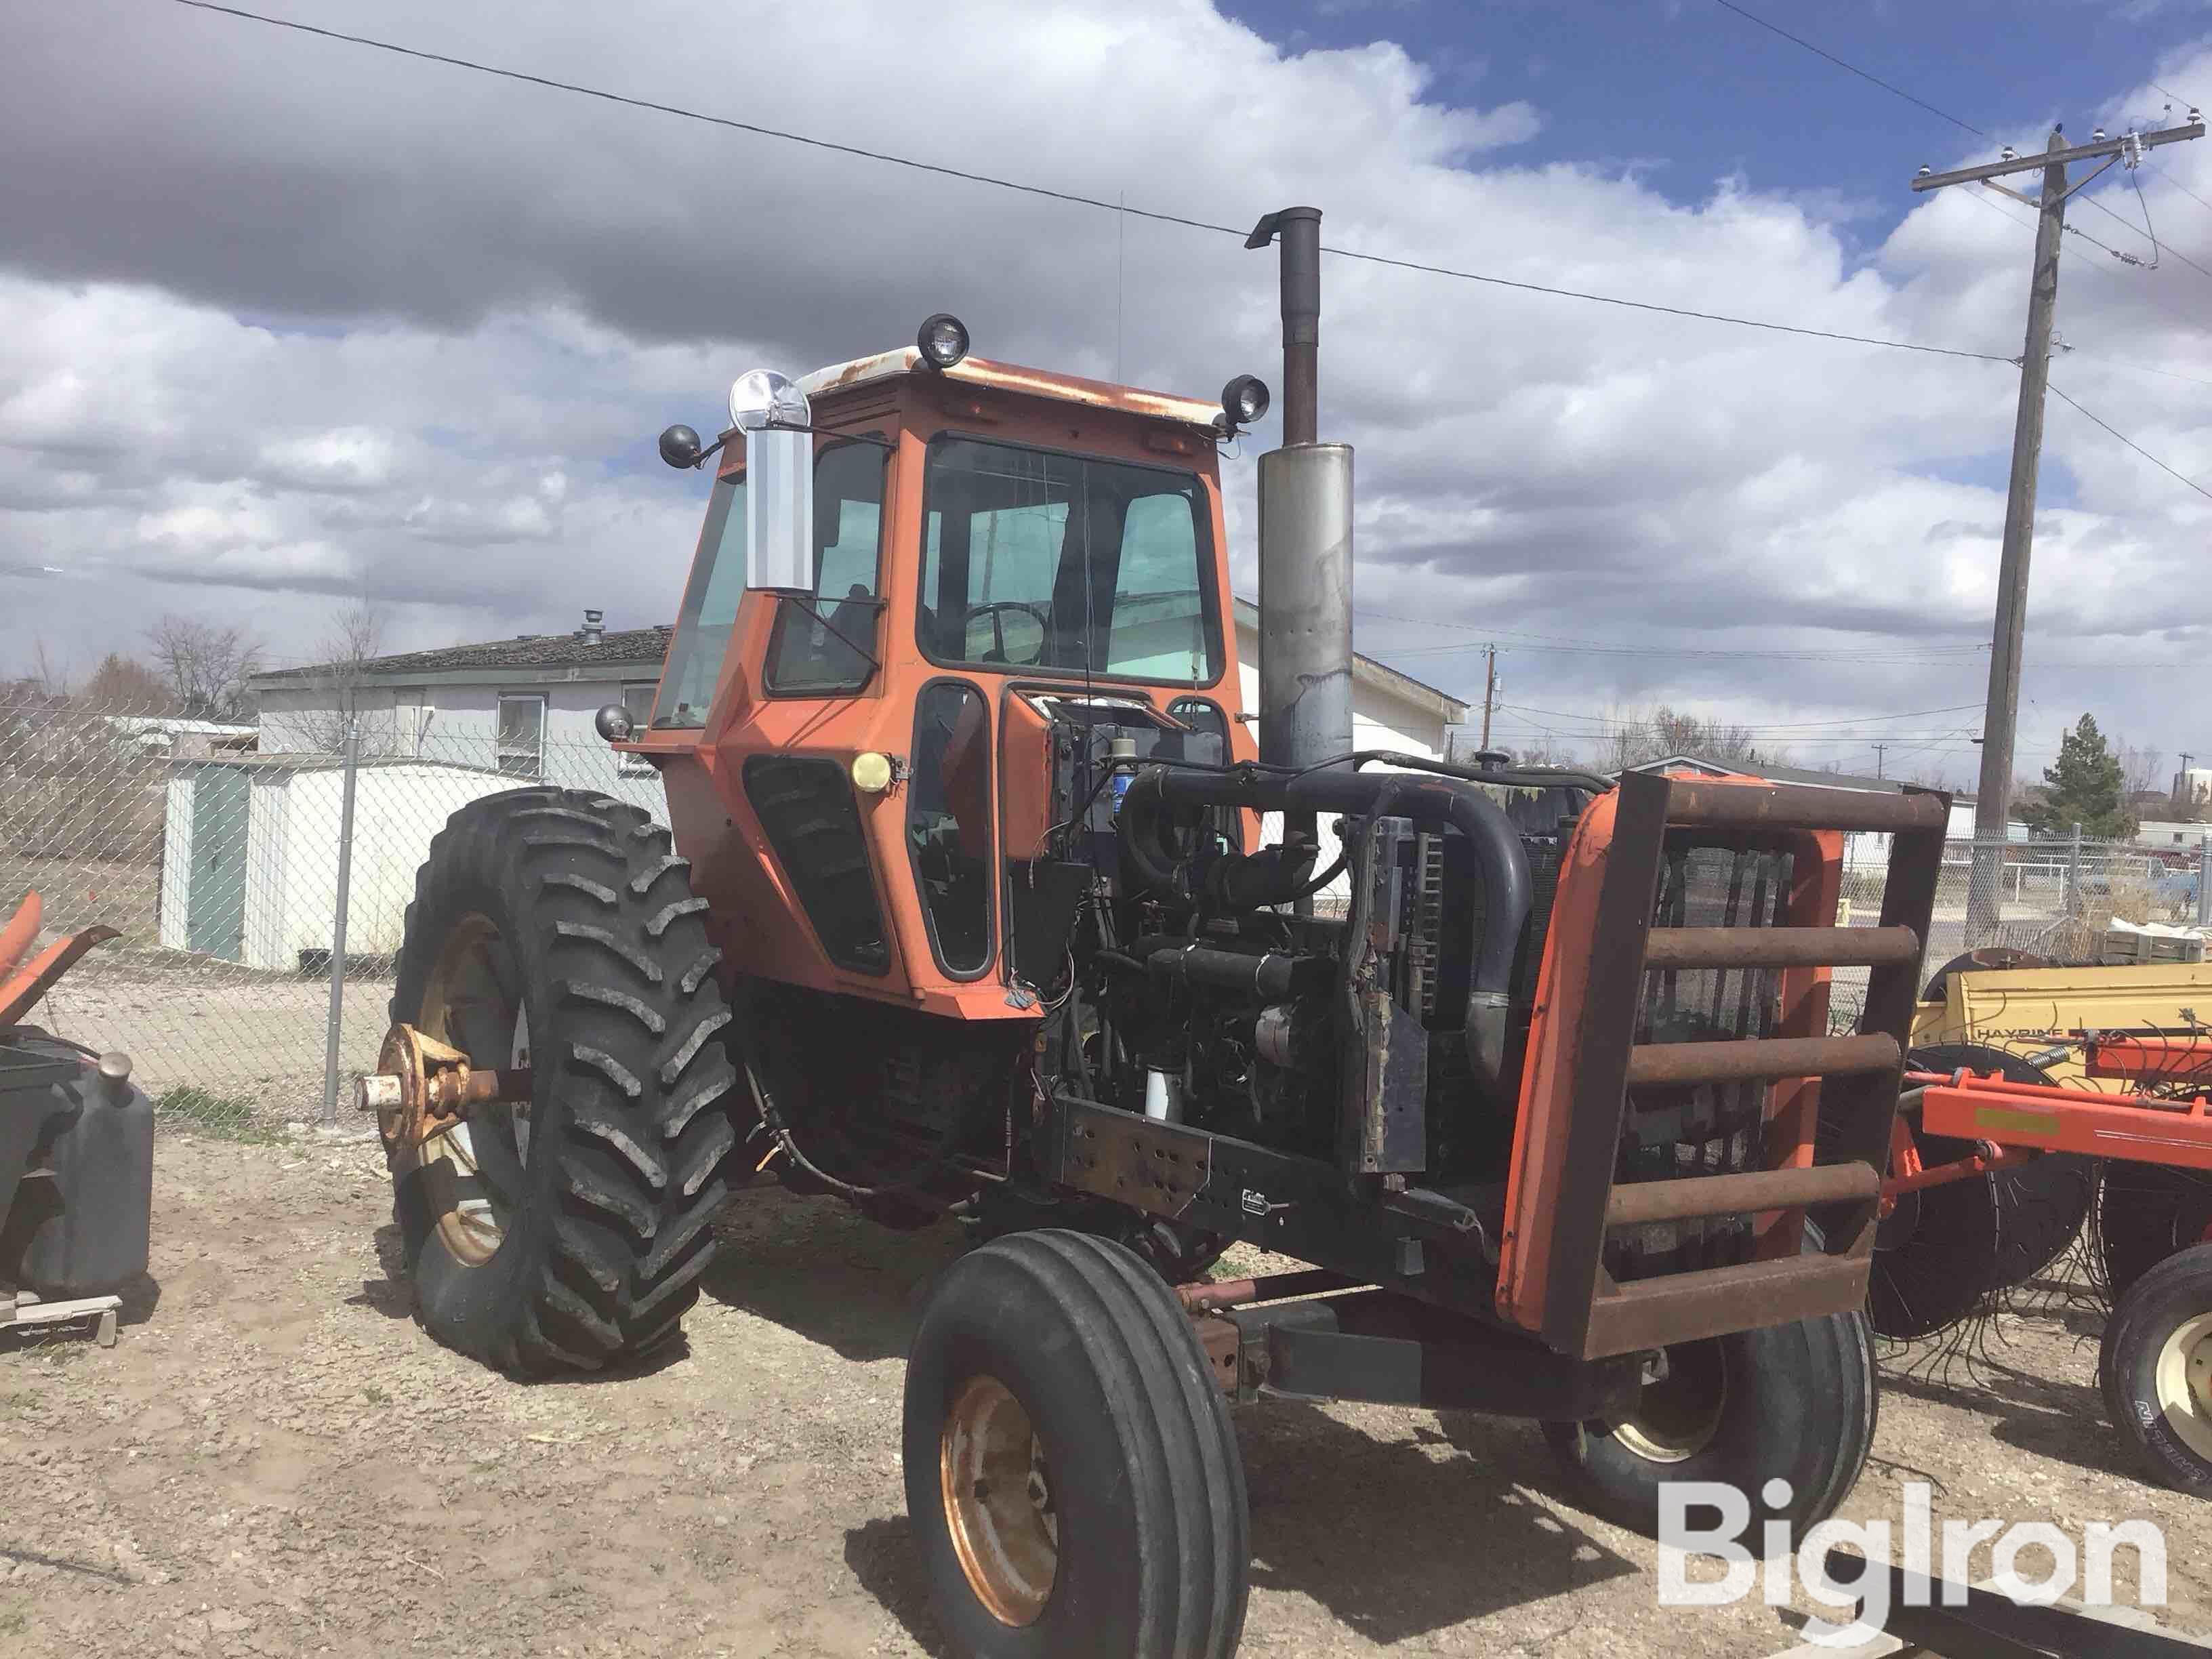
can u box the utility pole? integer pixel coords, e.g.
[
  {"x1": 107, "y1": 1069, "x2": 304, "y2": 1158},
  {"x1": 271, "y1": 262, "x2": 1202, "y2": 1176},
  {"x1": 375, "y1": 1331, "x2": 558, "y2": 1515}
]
[
  {"x1": 1479, "y1": 644, "x2": 1498, "y2": 751},
  {"x1": 2179, "y1": 751, "x2": 2196, "y2": 808},
  {"x1": 1873, "y1": 743, "x2": 1887, "y2": 780},
  {"x1": 1911, "y1": 113, "x2": 2203, "y2": 943}
]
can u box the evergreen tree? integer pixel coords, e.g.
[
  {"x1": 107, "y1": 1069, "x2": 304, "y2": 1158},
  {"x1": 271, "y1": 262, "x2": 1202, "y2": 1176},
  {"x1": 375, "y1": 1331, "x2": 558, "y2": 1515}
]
[{"x1": 2022, "y1": 714, "x2": 2137, "y2": 839}]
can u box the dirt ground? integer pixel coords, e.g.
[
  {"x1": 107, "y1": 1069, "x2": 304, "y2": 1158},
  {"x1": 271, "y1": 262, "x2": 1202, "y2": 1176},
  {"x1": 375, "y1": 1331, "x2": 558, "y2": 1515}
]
[{"x1": 3, "y1": 1131, "x2": 2205, "y2": 1658}]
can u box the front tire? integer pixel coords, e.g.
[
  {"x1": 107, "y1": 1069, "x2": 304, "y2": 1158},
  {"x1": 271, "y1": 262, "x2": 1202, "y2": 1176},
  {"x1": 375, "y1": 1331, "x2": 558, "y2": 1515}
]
[
  {"x1": 386, "y1": 787, "x2": 738, "y2": 1376},
  {"x1": 1540, "y1": 1309, "x2": 1877, "y2": 1551},
  {"x1": 903, "y1": 1231, "x2": 1248, "y2": 1658},
  {"x1": 2100, "y1": 1242, "x2": 2212, "y2": 1494}
]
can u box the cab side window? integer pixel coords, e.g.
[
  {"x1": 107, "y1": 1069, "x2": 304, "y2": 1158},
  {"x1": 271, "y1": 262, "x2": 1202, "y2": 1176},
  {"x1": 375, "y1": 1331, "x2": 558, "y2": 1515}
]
[{"x1": 764, "y1": 441, "x2": 888, "y2": 693}]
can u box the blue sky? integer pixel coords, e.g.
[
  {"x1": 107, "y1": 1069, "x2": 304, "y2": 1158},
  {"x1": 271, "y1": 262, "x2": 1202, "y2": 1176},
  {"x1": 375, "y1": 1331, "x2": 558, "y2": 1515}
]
[{"x1": 1231, "y1": 0, "x2": 2204, "y2": 234}]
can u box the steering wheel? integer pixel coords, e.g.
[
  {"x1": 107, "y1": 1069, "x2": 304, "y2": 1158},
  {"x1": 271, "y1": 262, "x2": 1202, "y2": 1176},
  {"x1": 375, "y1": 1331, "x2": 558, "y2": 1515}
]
[{"x1": 960, "y1": 600, "x2": 1053, "y2": 665}]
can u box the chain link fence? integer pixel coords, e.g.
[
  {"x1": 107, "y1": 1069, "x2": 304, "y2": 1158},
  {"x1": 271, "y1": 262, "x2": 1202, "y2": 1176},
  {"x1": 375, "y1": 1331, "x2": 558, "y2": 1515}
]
[
  {"x1": 9, "y1": 703, "x2": 2211, "y2": 1132},
  {"x1": 3, "y1": 695, "x2": 665, "y2": 1133}
]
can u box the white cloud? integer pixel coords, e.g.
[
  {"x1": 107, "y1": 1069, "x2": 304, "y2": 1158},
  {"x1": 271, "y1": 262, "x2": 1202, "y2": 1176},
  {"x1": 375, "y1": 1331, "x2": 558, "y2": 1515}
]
[{"x1": 0, "y1": 1, "x2": 2206, "y2": 782}]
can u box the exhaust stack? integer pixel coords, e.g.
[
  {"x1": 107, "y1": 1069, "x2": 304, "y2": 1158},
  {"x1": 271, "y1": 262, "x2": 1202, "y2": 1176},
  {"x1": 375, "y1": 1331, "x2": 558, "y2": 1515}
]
[{"x1": 1248, "y1": 207, "x2": 1353, "y2": 790}]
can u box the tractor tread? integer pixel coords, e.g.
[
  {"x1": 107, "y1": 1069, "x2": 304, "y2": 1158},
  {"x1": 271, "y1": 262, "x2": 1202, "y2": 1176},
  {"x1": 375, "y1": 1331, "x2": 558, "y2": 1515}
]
[
  {"x1": 558, "y1": 978, "x2": 668, "y2": 1036},
  {"x1": 659, "y1": 1010, "x2": 732, "y2": 1086},
  {"x1": 552, "y1": 922, "x2": 664, "y2": 983}
]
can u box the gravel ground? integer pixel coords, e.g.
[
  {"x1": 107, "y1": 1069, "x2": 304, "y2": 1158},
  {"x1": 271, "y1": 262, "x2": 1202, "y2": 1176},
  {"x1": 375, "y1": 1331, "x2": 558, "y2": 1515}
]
[{"x1": 3, "y1": 1132, "x2": 2205, "y2": 1658}]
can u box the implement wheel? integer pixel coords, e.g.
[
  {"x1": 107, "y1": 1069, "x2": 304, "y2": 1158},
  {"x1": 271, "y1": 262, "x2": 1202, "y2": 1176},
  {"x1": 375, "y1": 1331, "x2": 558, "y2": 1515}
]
[
  {"x1": 2100, "y1": 1242, "x2": 2212, "y2": 1494},
  {"x1": 2098, "y1": 1165, "x2": 2212, "y2": 1303},
  {"x1": 903, "y1": 1231, "x2": 1248, "y2": 1658},
  {"x1": 384, "y1": 787, "x2": 737, "y2": 1375},
  {"x1": 1540, "y1": 1307, "x2": 1877, "y2": 1551}
]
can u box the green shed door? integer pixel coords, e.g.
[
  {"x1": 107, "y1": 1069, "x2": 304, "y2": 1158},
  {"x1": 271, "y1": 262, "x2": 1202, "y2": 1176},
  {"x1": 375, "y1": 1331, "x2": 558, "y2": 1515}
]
[{"x1": 186, "y1": 767, "x2": 249, "y2": 960}]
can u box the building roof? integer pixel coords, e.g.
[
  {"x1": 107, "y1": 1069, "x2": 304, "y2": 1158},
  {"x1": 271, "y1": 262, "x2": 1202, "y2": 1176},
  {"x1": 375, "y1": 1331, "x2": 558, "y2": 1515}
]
[
  {"x1": 1229, "y1": 599, "x2": 1471, "y2": 724},
  {"x1": 253, "y1": 626, "x2": 672, "y2": 687},
  {"x1": 257, "y1": 605, "x2": 1471, "y2": 724}
]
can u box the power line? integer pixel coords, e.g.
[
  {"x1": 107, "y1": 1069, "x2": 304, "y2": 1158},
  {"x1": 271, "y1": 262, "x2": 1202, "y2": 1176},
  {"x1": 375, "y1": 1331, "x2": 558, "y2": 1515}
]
[
  {"x1": 1706, "y1": 4, "x2": 2212, "y2": 285},
  {"x1": 1357, "y1": 607, "x2": 1986, "y2": 659},
  {"x1": 2154, "y1": 162, "x2": 2212, "y2": 218},
  {"x1": 2047, "y1": 383, "x2": 2212, "y2": 503},
  {"x1": 1708, "y1": 1, "x2": 1986, "y2": 137},
  {"x1": 161, "y1": 0, "x2": 2016, "y2": 368}
]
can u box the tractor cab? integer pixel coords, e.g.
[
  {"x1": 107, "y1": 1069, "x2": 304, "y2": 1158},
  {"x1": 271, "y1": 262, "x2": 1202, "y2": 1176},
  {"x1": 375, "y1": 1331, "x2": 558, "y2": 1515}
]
[{"x1": 613, "y1": 318, "x2": 1269, "y2": 1018}]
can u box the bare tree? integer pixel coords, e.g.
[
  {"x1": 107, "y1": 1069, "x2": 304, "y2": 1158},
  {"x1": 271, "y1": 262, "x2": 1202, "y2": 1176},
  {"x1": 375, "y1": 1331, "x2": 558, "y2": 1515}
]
[
  {"x1": 285, "y1": 597, "x2": 398, "y2": 754},
  {"x1": 82, "y1": 652, "x2": 177, "y2": 711},
  {"x1": 1601, "y1": 703, "x2": 1776, "y2": 773},
  {"x1": 2117, "y1": 737, "x2": 2165, "y2": 800},
  {"x1": 144, "y1": 614, "x2": 262, "y2": 720}
]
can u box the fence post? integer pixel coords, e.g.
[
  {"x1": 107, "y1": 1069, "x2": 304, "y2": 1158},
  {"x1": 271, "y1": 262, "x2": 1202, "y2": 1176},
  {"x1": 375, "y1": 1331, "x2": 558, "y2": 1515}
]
[
  {"x1": 320, "y1": 720, "x2": 361, "y2": 1129},
  {"x1": 2199, "y1": 836, "x2": 2211, "y2": 931},
  {"x1": 2067, "y1": 822, "x2": 2082, "y2": 918}
]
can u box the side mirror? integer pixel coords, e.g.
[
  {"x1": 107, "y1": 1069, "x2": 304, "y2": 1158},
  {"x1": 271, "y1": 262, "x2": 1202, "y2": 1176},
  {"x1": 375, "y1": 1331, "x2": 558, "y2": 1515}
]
[
  {"x1": 657, "y1": 424, "x2": 703, "y2": 469},
  {"x1": 731, "y1": 371, "x2": 815, "y2": 593},
  {"x1": 745, "y1": 425, "x2": 815, "y2": 593}
]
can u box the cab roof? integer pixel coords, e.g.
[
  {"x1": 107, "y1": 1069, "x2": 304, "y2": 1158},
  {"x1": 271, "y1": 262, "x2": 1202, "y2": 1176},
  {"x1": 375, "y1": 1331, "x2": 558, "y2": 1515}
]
[{"x1": 794, "y1": 349, "x2": 1225, "y2": 430}]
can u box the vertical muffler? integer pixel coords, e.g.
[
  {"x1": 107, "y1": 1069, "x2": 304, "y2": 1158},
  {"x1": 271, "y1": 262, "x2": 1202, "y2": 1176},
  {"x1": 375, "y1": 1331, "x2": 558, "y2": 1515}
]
[{"x1": 1248, "y1": 207, "x2": 1354, "y2": 866}]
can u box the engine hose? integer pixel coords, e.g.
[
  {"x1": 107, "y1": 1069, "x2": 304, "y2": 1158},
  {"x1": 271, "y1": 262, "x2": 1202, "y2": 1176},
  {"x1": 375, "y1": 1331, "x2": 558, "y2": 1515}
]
[{"x1": 742, "y1": 1056, "x2": 966, "y2": 1202}]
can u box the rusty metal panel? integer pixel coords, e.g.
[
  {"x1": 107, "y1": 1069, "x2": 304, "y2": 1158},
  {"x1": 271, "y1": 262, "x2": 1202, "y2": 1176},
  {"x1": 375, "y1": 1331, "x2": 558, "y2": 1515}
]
[
  {"x1": 1664, "y1": 781, "x2": 1951, "y2": 834},
  {"x1": 1624, "y1": 1033, "x2": 1900, "y2": 1088},
  {"x1": 1538, "y1": 769, "x2": 1673, "y2": 1353},
  {"x1": 1580, "y1": 1252, "x2": 1874, "y2": 1358},
  {"x1": 1604, "y1": 1162, "x2": 1880, "y2": 1227},
  {"x1": 1641, "y1": 924, "x2": 1921, "y2": 970},
  {"x1": 1055, "y1": 1097, "x2": 1212, "y2": 1217}
]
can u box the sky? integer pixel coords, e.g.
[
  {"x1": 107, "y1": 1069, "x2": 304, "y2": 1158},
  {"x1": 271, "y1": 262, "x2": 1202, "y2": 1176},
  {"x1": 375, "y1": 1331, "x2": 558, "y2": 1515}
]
[{"x1": 2, "y1": 0, "x2": 2209, "y2": 787}]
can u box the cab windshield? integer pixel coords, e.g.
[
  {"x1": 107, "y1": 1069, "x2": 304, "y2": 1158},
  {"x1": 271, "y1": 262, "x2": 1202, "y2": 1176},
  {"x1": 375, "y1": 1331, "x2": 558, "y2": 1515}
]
[
  {"x1": 654, "y1": 475, "x2": 746, "y2": 727},
  {"x1": 917, "y1": 437, "x2": 1221, "y2": 684}
]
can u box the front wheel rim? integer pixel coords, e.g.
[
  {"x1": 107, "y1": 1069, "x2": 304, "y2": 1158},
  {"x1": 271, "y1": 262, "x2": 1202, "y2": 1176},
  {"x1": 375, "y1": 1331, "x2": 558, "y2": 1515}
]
[
  {"x1": 417, "y1": 912, "x2": 531, "y2": 1266},
  {"x1": 1609, "y1": 1339, "x2": 1729, "y2": 1465},
  {"x1": 2153, "y1": 1311, "x2": 2212, "y2": 1464},
  {"x1": 941, "y1": 1373, "x2": 1058, "y2": 1626}
]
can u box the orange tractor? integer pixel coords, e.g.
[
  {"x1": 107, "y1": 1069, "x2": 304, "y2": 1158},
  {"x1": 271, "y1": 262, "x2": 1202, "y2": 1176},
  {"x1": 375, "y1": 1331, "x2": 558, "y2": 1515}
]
[{"x1": 363, "y1": 211, "x2": 1951, "y2": 1655}]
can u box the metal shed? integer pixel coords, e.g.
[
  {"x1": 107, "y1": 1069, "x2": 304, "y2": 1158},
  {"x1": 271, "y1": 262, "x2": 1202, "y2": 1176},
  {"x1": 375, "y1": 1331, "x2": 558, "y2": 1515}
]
[{"x1": 159, "y1": 755, "x2": 518, "y2": 971}]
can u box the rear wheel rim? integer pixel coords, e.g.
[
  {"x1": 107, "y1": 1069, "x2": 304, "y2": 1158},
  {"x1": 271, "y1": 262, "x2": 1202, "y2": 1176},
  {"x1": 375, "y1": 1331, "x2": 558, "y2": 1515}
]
[
  {"x1": 941, "y1": 1373, "x2": 1057, "y2": 1626},
  {"x1": 2153, "y1": 1312, "x2": 2212, "y2": 1464},
  {"x1": 417, "y1": 913, "x2": 531, "y2": 1267},
  {"x1": 1610, "y1": 1339, "x2": 1728, "y2": 1464}
]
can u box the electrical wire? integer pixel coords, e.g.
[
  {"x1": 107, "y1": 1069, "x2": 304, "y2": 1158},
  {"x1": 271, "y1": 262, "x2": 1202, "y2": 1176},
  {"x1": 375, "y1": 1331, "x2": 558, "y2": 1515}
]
[
  {"x1": 2047, "y1": 384, "x2": 2212, "y2": 504},
  {"x1": 1708, "y1": 1, "x2": 1987, "y2": 137},
  {"x1": 159, "y1": 0, "x2": 2015, "y2": 367},
  {"x1": 156, "y1": 0, "x2": 2212, "y2": 525},
  {"x1": 1709, "y1": 3, "x2": 2212, "y2": 283}
]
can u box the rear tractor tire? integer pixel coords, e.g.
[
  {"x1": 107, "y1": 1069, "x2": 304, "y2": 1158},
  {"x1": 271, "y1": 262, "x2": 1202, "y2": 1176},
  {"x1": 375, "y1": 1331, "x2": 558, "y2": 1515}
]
[
  {"x1": 384, "y1": 787, "x2": 739, "y2": 1376},
  {"x1": 1540, "y1": 1306, "x2": 1878, "y2": 1553},
  {"x1": 903, "y1": 1230, "x2": 1249, "y2": 1658}
]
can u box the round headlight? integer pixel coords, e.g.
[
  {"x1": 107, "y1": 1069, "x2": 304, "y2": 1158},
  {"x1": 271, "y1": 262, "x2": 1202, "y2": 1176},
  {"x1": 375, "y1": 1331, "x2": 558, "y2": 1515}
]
[
  {"x1": 918, "y1": 313, "x2": 970, "y2": 371},
  {"x1": 851, "y1": 751, "x2": 896, "y2": 793},
  {"x1": 657, "y1": 424, "x2": 703, "y2": 470},
  {"x1": 1221, "y1": 374, "x2": 1270, "y2": 428}
]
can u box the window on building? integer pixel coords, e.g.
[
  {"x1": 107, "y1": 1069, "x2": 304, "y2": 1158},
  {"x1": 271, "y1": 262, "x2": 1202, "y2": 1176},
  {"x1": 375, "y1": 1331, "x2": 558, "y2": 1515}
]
[{"x1": 497, "y1": 694, "x2": 545, "y2": 778}]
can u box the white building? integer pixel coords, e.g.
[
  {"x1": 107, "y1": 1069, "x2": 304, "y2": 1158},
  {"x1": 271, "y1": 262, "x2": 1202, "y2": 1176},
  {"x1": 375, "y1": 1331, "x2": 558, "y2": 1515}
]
[{"x1": 250, "y1": 603, "x2": 1471, "y2": 820}]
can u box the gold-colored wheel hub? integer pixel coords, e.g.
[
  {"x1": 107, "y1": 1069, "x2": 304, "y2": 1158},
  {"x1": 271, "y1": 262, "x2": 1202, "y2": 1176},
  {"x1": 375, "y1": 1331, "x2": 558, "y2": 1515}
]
[
  {"x1": 941, "y1": 1373, "x2": 1058, "y2": 1626},
  {"x1": 2154, "y1": 1312, "x2": 2212, "y2": 1464},
  {"x1": 1610, "y1": 1339, "x2": 1729, "y2": 1465}
]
